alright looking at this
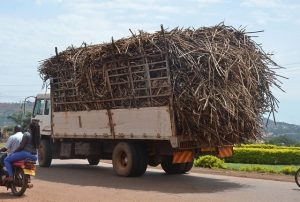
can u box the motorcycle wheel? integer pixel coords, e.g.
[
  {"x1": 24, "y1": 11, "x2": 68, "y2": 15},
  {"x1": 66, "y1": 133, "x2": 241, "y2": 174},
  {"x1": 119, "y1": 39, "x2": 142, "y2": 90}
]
[
  {"x1": 11, "y1": 167, "x2": 28, "y2": 196},
  {"x1": 295, "y1": 168, "x2": 300, "y2": 187}
]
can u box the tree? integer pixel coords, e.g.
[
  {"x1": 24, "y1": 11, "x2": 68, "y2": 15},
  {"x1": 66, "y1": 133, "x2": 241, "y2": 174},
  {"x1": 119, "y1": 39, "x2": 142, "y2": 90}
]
[
  {"x1": 266, "y1": 135, "x2": 298, "y2": 146},
  {"x1": 7, "y1": 111, "x2": 32, "y2": 130}
]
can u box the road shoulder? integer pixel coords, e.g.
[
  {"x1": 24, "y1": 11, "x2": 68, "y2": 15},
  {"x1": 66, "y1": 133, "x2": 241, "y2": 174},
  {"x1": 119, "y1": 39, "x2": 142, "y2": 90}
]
[{"x1": 190, "y1": 167, "x2": 294, "y2": 182}]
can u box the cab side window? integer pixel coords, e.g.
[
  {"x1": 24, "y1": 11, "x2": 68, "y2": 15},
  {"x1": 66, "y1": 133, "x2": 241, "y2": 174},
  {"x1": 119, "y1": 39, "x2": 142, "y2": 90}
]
[{"x1": 33, "y1": 99, "x2": 45, "y2": 117}]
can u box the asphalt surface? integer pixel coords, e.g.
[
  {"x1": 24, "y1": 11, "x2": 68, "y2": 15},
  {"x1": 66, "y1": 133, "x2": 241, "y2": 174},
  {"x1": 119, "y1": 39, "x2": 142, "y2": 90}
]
[{"x1": 0, "y1": 159, "x2": 299, "y2": 202}]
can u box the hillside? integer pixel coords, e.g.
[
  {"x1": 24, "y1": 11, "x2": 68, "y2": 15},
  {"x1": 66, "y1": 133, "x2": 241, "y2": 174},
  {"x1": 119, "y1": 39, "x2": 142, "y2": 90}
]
[
  {"x1": 263, "y1": 118, "x2": 300, "y2": 136},
  {"x1": 0, "y1": 102, "x2": 34, "y2": 127}
]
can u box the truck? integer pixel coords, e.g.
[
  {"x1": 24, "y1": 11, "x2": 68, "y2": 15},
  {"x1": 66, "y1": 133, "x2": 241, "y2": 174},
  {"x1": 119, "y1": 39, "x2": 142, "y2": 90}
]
[
  {"x1": 33, "y1": 92, "x2": 232, "y2": 177},
  {"x1": 31, "y1": 24, "x2": 282, "y2": 177},
  {"x1": 33, "y1": 52, "x2": 233, "y2": 177}
]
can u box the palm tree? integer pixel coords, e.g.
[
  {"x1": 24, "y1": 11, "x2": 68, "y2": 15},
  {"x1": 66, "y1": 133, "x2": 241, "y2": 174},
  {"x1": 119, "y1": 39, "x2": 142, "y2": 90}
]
[{"x1": 7, "y1": 111, "x2": 32, "y2": 129}]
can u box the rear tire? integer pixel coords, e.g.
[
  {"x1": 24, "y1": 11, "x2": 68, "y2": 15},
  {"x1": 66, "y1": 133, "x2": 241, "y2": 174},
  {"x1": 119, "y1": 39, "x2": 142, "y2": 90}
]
[
  {"x1": 181, "y1": 162, "x2": 193, "y2": 173},
  {"x1": 148, "y1": 155, "x2": 161, "y2": 167},
  {"x1": 295, "y1": 168, "x2": 300, "y2": 187},
  {"x1": 161, "y1": 156, "x2": 193, "y2": 174},
  {"x1": 11, "y1": 168, "x2": 27, "y2": 196},
  {"x1": 161, "y1": 156, "x2": 185, "y2": 174},
  {"x1": 133, "y1": 144, "x2": 148, "y2": 176},
  {"x1": 87, "y1": 156, "x2": 100, "y2": 165},
  {"x1": 112, "y1": 142, "x2": 139, "y2": 177},
  {"x1": 38, "y1": 139, "x2": 52, "y2": 167}
]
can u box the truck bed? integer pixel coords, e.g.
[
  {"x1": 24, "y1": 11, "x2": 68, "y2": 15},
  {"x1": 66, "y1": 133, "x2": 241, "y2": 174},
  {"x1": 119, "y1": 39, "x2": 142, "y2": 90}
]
[{"x1": 53, "y1": 106, "x2": 174, "y2": 141}]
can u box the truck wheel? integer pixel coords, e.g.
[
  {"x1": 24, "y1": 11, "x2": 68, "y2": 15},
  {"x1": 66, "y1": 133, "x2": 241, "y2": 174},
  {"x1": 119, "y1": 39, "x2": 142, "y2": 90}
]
[
  {"x1": 38, "y1": 139, "x2": 52, "y2": 167},
  {"x1": 161, "y1": 156, "x2": 185, "y2": 174},
  {"x1": 87, "y1": 156, "x2": 100, "y2": 165},
  {"x1": 148, "y1": 155, "x2": 161, "y2": 167},
  {"x1": 133, "y1": 144, "x2": 148, "y2": 176},
  {"x1": 181, "y1": 162, "x2": 193, "y2": 173},
  {"x1": 112, "y1": 142, "x2": 139, "y2": 177}
]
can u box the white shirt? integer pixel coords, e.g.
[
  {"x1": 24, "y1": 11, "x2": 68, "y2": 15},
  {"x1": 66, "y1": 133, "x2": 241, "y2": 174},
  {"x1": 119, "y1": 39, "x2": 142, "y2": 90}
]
[{"x1": 5, "y1": 132, "x2": 23, "y2": 155}]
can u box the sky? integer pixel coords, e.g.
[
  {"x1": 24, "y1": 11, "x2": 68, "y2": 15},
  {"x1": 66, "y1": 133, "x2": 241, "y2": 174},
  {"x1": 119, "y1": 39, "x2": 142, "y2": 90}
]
[{"x1": 0, "y1": 0, "x2": 299, "y2": 124}]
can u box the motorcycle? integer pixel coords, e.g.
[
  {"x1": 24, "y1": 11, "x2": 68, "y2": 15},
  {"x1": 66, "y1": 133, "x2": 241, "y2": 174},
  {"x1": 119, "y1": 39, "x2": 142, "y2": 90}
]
[{"x1": 0, "y1": 159, "x2": 36, "y2": 196}]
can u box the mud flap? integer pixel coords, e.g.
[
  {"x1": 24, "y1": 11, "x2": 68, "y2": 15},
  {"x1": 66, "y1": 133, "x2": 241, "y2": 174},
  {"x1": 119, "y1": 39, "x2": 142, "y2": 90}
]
[
  {"x1": 172, "y1": 151, "x2": 193, "y2": 164},
  {"x1": 218, "y1": 146, "x2": 233, "y2": 158}
]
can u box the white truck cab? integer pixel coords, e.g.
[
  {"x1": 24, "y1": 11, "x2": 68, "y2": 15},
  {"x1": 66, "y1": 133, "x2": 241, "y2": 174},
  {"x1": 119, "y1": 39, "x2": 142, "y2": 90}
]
[{"x1": 32, "y1": 94, "x2": 51, "y2": 136}]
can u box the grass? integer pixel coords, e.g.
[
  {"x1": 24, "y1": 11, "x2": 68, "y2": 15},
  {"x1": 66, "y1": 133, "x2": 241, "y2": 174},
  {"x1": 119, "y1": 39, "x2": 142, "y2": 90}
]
[
  {"x1": 0, "y1": 143, "x2": 4, "y2": 147},
  {"x1": 225, "y1": 163, "x2": 300, "y2": 175}
]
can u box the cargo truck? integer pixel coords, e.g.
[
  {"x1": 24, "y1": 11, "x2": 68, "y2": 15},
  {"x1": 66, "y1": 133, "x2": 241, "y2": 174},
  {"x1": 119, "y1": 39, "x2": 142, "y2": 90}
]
[{"x1": 34, "y1": 52, "x2": 233, "y2": 177}]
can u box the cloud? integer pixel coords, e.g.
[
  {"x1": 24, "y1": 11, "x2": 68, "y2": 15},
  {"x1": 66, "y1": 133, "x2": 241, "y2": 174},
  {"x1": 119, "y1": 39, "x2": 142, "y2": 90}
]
[
  {"x1": 35, "y1": 0, "x2": 63, "y2": 5},
  {"x1": 197, "y1": 0, "x2": 229, "y2": 7},
  {"x1": 241, "y1": 0, "x2": 282, "y2": 8},
  {"x1": 249, "y1": 10, "x2": 289, "y2": 25},
  {"x1": 239, "y1": 0, "x2": 300, "y2": 25},
  {"x1": 66, "y1": 0, "x2": 179, "y2": 14},
  {"x1": 241, "y1": 0, "x2": 300, "y2": 11},
  {"x1": 0, "y1": 0, "x2": 181, "y2": 54}
]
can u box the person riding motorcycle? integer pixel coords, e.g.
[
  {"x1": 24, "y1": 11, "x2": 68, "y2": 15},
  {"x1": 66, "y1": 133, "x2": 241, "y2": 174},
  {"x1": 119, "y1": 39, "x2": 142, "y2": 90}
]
[
  {"x1": 0, "y1": 125, "x2": 23, "y2": 166},
  {"x1": 4, "y1": 122, "x2": 39, "y2": 182}
]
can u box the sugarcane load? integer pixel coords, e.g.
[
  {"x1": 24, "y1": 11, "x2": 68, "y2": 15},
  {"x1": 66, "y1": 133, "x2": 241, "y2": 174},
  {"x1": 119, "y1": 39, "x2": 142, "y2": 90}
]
[
  {"x1": 39, "y1": 24, "x2": 281, "y2": 146},
  {"x1": 37, "y1": 24, "x2": 281, "y2": 167}
]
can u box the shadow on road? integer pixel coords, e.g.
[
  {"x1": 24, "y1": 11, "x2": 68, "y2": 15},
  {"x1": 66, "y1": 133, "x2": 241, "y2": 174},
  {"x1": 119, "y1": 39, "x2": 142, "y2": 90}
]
[
  {"x1": 0, "y1": 192, "x2": 27, "y2": 200},
  {"x1": 35, "y1": 162, "x2": 249, "y2": 194}
]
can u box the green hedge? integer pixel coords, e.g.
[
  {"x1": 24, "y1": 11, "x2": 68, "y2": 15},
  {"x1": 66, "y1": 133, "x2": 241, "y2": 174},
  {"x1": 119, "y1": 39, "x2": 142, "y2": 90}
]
[
  {"x1": 238, "y1": 144, "x2": 300, "y2": 150},
  {"x1": 226, "y1": 148, "x2": 300, "y2": 165}
]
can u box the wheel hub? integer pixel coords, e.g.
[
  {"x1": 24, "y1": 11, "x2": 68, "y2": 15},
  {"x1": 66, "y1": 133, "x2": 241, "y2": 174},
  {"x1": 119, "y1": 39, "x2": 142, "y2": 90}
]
[{"x1": 120, "y1": 152, "x2": 128, "y2": 167}]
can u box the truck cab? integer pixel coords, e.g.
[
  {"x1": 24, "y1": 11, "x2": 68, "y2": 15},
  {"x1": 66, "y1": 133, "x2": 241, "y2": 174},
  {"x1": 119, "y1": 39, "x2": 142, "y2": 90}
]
[
  {"x1": 32, "y1": 94, "x2": 51, "y2": 136},
  {"x1": 32, "y1": 93, "x2": 53, "y2": 167}
]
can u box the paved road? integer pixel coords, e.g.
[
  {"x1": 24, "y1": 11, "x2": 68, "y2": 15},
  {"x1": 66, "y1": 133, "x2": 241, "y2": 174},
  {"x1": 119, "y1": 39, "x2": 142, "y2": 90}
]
[{"x1": 0, "y1": 159, "x2": 299, "y2": 202}]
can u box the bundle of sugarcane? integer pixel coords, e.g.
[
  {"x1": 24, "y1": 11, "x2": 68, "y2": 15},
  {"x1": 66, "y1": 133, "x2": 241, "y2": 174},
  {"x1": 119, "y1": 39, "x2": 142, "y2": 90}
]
[{"x1": 39, "y1": 23, "x2": 283, "y2": 145}]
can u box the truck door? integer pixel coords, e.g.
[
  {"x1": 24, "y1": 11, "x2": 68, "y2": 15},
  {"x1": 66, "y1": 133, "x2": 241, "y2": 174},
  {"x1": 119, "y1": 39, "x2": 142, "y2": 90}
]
[{"x1": 32, "y1": 98, "x2": 51, "y2": 136}]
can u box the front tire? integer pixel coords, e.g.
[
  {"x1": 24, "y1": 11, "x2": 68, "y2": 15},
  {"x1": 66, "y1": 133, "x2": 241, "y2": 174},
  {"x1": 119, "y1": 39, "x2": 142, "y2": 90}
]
[
  {"x1": 11, "y1": 168, "x2": 27, "y2": 196},
  {"x1": 38, "y1": 139, "x2": 52, "y2": 167},
  {"x1": 295, "y1": 168, "x2": 300, "y2": 187}
]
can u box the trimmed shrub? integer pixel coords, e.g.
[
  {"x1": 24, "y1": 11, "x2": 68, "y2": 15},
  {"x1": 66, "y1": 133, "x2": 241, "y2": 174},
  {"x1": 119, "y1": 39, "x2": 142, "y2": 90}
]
[
  {"x1": 238, "y1": 144, "x2": 300, "y2": 150},
  {"x1": 226, "y1": 148, "x2": 300, "y2": 165},
  {"x1": 194, "y1": 155, "x2": 226, "y2": 169}
]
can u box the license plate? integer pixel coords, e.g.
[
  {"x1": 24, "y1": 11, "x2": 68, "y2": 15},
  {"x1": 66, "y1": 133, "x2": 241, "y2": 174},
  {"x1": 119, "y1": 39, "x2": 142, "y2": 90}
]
[{"x1": 24, "y1": 169, "x2": 36, "y2": 176}]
